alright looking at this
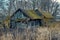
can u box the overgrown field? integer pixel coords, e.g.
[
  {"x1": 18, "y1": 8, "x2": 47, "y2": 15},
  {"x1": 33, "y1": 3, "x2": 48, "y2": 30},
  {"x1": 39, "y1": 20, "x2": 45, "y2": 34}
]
[{"x1": 0, "y1": 22, "x2": 60, "y2": 40}]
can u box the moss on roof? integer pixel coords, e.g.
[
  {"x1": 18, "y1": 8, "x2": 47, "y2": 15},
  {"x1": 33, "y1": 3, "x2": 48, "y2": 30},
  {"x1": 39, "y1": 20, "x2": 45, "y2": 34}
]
[
  {"x1": 38, "y1": 9, "x2": 53, "y2": 18},
  {"x1": 25, "y1": 10, "x2": 42, "y2": 19}
]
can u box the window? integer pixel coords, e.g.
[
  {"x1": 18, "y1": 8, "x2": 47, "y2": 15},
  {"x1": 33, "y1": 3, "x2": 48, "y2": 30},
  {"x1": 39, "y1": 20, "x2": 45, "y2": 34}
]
[
  {"x1": 31, "y1": 21, "x2": 34, "y2": 26},
  {"x1": 52, "y1": 37, "x2": 58, "y2": 40}
]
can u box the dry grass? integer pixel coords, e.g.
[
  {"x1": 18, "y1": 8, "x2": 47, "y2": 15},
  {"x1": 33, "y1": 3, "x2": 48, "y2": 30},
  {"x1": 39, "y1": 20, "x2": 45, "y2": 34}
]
[{"x1": 0, "y1": 22, "x2": 60, "y2": 40}]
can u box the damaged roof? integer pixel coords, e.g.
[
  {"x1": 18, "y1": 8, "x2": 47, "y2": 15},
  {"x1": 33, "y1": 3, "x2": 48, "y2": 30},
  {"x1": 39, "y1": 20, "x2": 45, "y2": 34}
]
[
  {"x1": 38, "y1": 9, "x2": 53, "y2": 18},
  {"x1": 10, "y1": 9, "x2": 42, "y2": 19},
  {"x1": 24, "y1": 10, "x2": 42, "y2": 19}
]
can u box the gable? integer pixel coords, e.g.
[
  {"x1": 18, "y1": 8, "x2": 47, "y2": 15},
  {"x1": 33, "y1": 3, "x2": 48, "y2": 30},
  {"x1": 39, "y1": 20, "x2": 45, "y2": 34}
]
[
  {"x1": 10, "y1": 9, "x2": 42, "y2": 21},
  {"x1": 11, "y1": 9, "x2": 28, "y2": 20}
]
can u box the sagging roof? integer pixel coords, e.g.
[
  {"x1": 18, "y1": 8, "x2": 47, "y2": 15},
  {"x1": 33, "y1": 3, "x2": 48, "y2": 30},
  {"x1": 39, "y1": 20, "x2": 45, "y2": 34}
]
[
  {"x1": 11, "y1": 9, "x2": 42, "y2": 19},
  {"x1": 38, "y1": 9, "x2": 53, "y2": 18},
  {"x1": 24, "y1": 10, "x2": 42, "y2": 19}
]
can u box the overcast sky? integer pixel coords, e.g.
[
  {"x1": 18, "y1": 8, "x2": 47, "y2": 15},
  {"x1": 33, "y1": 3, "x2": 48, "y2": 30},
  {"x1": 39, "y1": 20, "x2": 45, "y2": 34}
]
[{"x1": 56, "y1": 0, "x2": 60, "y2": 3}]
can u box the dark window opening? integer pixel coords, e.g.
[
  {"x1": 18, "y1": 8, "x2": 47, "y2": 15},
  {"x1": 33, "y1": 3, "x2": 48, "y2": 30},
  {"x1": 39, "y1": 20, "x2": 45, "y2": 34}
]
[{"x1": 51, "y1": 38, "x2": 58, "y2": 40}]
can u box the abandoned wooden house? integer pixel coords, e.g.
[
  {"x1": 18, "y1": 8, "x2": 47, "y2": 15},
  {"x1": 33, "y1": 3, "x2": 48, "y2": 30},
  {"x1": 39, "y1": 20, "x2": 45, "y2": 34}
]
[
  {"x1": 3, "y1": 8, "x2": 53, "y2": 29},
  {"x1": 10, "y1": 9, "x2": 42, "y2": 29}
]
